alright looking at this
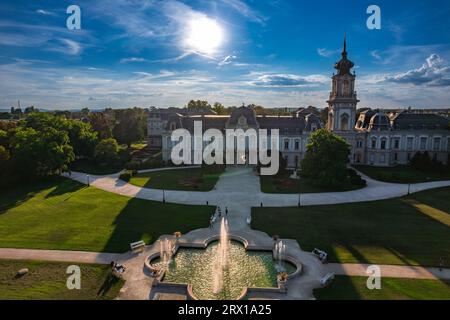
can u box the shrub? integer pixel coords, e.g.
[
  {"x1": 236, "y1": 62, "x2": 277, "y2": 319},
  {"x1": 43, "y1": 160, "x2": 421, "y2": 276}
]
[
  {"x1": 349, "y1": 174, "x2": 367, "y2": 187},
  {"x1": 95, "y1": 138, "x2": 120, "y2": 166},
  {"x1": 119, "y1": 170, "x2": 132, "y2": 182}
]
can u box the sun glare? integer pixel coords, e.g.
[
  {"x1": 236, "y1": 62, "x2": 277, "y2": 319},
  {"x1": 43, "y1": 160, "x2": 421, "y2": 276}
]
[{"x1": 185, "y1": 17, "x2": 224, "y2": 55}]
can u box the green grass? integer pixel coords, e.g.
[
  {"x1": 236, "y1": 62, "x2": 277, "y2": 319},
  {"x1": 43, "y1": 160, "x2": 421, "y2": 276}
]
[
  {"x1": 0, "y1": 259, "x2": 124, "y2": 300},
  {"x1": 354, "y1": 165, "x2": 450, "y2": 183},
  {"x1": 129, "y1": 165, "x2": 225, "y2": 191},
  {"x1": 252, "y1": 187, "x2": 450, "y2": 266},
  {"x1": 260, "y1": 173, "x2": 364, "y2": 194},
  {"x1": 0, "y1": 177, "x2": 214, "y2": 253},
  {"x1": 314, "y1": 276, "x2": 450, "y2": 300}
]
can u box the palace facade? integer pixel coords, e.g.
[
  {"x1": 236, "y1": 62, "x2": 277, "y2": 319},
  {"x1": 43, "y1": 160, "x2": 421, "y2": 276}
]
[{"x1": 149, "y1": 38, "x2": 450, "y2": 168}]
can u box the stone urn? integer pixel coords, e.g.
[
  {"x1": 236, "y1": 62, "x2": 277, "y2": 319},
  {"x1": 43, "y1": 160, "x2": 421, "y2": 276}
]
[{"x1": 277, "y1": 272, "x2": 288, "y2": 292}]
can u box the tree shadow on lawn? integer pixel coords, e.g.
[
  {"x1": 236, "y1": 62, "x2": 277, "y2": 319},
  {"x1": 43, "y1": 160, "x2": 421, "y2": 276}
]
[
  {"x1": 0, "y1": 177, "x2": 65, "y2": 214},
  {"x1": 252, "y1": 190, "x2": 450, "y2": 268},
  {"x1": 101, "y1": 196, "x2": 214, "y2": 253},
  {"x1": 45, "y1": 178, "x2": 86, "y2": 199}
]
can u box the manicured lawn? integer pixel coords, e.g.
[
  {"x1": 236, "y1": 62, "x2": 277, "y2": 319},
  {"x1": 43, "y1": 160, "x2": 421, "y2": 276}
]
[
  {"x1": 260, "y1": 173, "x2": 364, "y2": 194},
  {"x1": 314, "y1": 276, "x2": 450, "y2": 300},
  {"x1": 0, "y1": 259, "x2": 123, "y2": 300},
  {"x1": 354, "y1": 165, "x2": 450, "y2": 183},
  {"x1": 252, "y1": 187, "x2": 450, "y2": 266},
  {"x1": 129, "y1": 165, "x2": 225, "y2": 191},
  {"x1": 0, "y1": 177, "x2": 214, "y2": 253}
]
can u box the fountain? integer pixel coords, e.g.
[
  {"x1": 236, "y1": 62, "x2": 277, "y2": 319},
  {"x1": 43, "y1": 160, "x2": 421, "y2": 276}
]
[
  {"x1": 274, "y1": 240, "x2": 286, "y2": 272},
  {"x1": 212, "y1": 218, "x2": 229, "y2": 294},
  {"x1": 159, "y1": 238, "x2": 173, "y2": 267}
]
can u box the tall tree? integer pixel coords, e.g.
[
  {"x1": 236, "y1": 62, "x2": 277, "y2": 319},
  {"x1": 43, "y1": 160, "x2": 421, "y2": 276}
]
[
  {"x1": 300, "y1": 129, "x2": 350, "y2": 187},
  {"x1": 112, "y1": 108, "x2": 146, "y2": 148},
  {"x1": 212, "y1": 102, "x2": 225, "y2": 115},
  {"x1": 10, "y1": 126, "x2": 74, "y2": 178},
  {"x1": 89, "y1": 112, "x2": 113, "y2": 140},
  {"x1": 187, "y1": 100, "x2": 211, "y2": 110}
]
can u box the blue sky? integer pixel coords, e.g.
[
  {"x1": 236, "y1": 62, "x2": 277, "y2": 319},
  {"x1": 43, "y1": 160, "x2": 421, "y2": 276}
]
[{"x1": 1, "y1": 0, "x2": 450, "y2": 109}]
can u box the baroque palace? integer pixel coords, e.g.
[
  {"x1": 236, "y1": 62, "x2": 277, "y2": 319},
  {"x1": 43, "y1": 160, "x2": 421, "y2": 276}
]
[{"x1": 148, "y1": 38, "x2": 450, "y2": 168}]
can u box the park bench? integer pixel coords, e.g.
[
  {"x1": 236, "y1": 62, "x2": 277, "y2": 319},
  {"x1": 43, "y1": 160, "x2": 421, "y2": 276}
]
[
  {"x1": 320, "y1": 273, "x2": 335, "y2": 287},
  {"x1": 312, "y1": 248, "x2": 328, "y2": 263},
  {"x1": 130, "y1": 240, "x2": 146, "y2": 253}
]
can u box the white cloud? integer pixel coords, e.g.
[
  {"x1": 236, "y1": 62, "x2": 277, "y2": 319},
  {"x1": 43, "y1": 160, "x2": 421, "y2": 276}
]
[
  {"x1": 250, "y1": 73, "x2": 328, "y2": 87},
  {"x1": 36, "y1": 9, "x2": 53, "y2": 16},
  {"x1": 317, "y1": 48, "x2": 339, "y2": 58},
  {"x1": 218, "y1": 0, "x2": 267, "y2": 25},
  {"x1": 120, "y1": 57, "x2": 147, "y2": 63},
  {"x1": 383, "y1": 54, "x2": 450, "y2": 87},
  {"x1": 47, "y1": 39, "x2": 82, "y2": 55}
]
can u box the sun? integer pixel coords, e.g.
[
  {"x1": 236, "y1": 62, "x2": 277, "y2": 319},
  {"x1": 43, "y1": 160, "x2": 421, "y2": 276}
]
[{"x1": 185, "y1": 17, "x2": 224, "y2": 55}]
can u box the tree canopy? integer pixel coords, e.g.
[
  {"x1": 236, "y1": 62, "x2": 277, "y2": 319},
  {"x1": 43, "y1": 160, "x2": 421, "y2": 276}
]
[{"x1": 300, "y1": 129, "x2": 350, "y2": 188}]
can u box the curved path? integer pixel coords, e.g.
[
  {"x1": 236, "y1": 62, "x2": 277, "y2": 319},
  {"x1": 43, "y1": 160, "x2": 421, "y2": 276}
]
[
  {"x1": 64, "y1": 166, "x2": 450, "y2": 207},
  {"x1": 63, "y1": 166, "x2": 450, "y2": 231}
]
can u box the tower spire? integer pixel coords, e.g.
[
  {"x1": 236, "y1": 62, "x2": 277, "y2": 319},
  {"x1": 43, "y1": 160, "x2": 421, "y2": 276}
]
[{"x1": 342, "y1": 33, "x2": 347, "y2": 57}]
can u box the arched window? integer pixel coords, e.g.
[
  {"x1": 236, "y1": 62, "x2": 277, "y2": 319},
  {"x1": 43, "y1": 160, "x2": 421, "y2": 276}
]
[
  {"x1": 340, "y1": 114, "x2": 349, "y2": 131},
  {"x1": 343, "y1": 80, "x2": 349, "y2": 96}
]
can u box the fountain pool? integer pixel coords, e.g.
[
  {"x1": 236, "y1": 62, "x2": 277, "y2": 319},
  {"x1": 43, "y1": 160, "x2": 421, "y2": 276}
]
[{"x1": 151, "y1": 240, "x2": 297, "y2": 300}]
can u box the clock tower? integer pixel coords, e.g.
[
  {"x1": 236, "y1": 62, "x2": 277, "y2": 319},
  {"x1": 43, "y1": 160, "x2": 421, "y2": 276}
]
[{"x1": 327, "y1": 35, "x2": 359, "y2": 132}]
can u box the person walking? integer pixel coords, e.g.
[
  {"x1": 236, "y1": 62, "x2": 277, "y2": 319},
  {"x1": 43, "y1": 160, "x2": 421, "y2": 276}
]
[{"x1": 225, "y1": 207, "x2": 228, "y2": 216}]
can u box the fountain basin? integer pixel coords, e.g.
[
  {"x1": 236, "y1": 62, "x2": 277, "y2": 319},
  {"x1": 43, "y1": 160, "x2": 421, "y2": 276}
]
[{"x1": 147, "y1": 238, "x2": 301, "y2": 300}]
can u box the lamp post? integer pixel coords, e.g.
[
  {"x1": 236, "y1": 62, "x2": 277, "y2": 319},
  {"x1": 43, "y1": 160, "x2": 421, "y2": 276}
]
[
  {"x1": 407, "y1": 183, "x2": 411, "y2": 196},
  {"x1": 86, "y1": 174, "x2": 90, "y2": 187},
  {"x1": 163, "y1": 189, "x2": 165, "y2": 203}
]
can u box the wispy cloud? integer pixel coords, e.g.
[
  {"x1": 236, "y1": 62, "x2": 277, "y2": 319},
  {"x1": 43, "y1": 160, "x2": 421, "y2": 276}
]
[
  {"x1": 218, "y1": 55, "x2": 237, "y2": 66},
  {"x1": 47, "y1": 39, "x2": 82, "y2": 55},
  {"x1": 120, "y1": 57, "x2": 147, "y2": 63},
  {"x1": 218, "y1": 0, "x2": 267, "y2": 25},
  {"x1": 36, "y1": 9, "x2": 54, "y2": 16},
  {"x1": 250, "y1": 73, "x2": 328, "y2": 87},
  {"x1": 317, "y1": 48, "x2": 340, "y2": 58}
]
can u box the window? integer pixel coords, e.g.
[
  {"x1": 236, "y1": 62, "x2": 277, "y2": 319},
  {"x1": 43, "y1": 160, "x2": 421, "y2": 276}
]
[
  {"x1": 370, "y1": 154, "x2": 375, "y2": 163},
  {"x1": 284, "y1": 139, "x2": 290, "y2": 150},
  {"x1": 433, "y1": 137, "x2": 441, "y2": 151},
  {"x1": 407, "y1": 153, "x2": 411, "y2": 161},
  {"x1": 407, "y1": 137, "x2": 414, "y2": 151},
  {"x1": 294, "y1": 140, "x2": 300, "y2": 150},
  {"x1": 393, "y1": 139, "x2": 400, "y2": 150},
  {"x1": 380, "y1": 154, "x2": 385, "y2": 163},
  {"x1": 371, "y1": 138, "x2": 377, "y2": 149},
  {"x1": 420, "y1": 137, "x2": 427, "y2": 150},
  {"x1": 380, "y1": 138, "x2": 387, "y2": 150},
  {"x1": 394, "y1": 153, "x2": 398, "y2": 161},
  {"x1": 356, "y1": 140, "x2": 363, "y2": 148},
  {"x1": 340, "y1": 114, "x2": 349, "y2": 131}
]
